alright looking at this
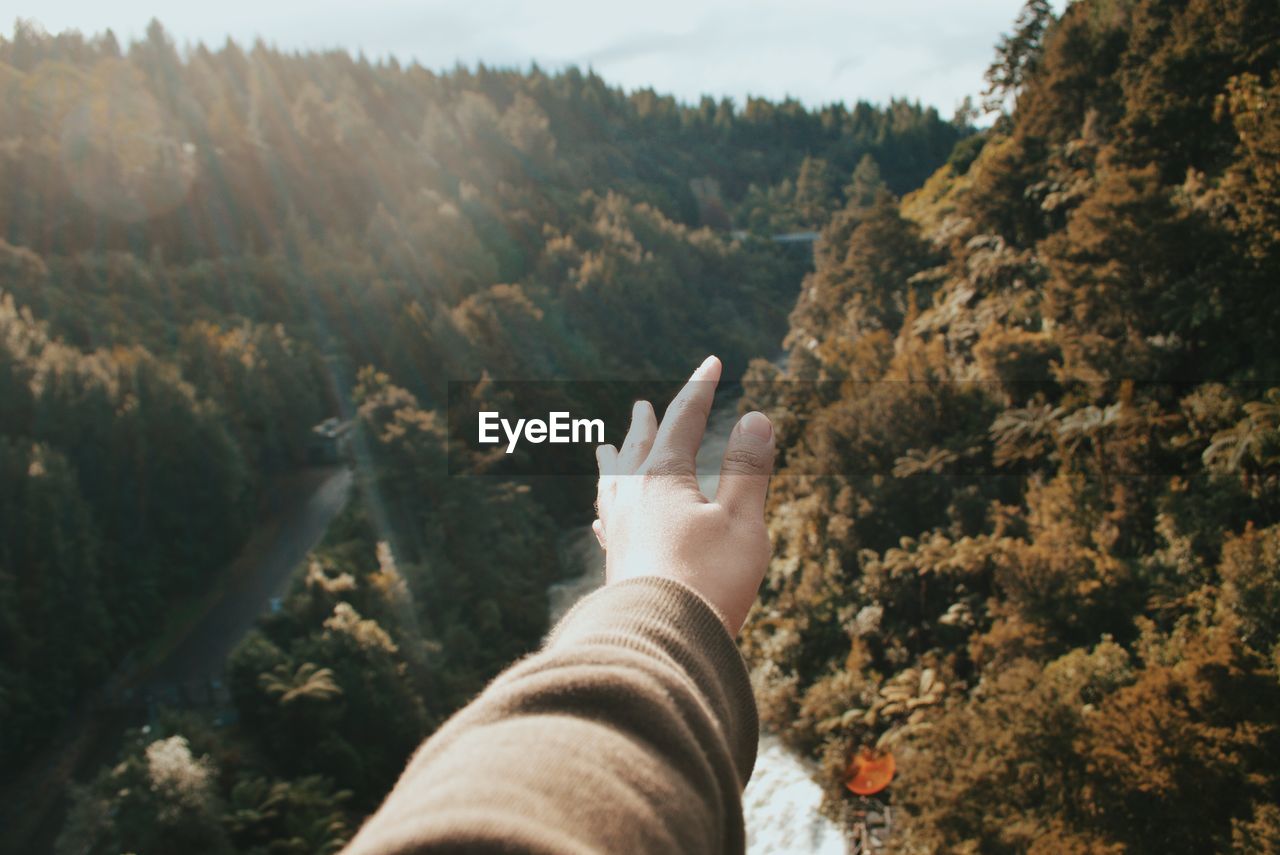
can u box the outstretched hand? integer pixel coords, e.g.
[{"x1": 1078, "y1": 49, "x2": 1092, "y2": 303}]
[{"x1": 593, "y1": 356, "x2": 775, "y2": 636}]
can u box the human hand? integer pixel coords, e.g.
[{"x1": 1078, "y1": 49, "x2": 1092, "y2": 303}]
[{"x1": 592, "y1": 356, "x2": 775, "y2": 636}]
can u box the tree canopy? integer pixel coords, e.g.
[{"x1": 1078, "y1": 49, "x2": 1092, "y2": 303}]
[{"x1": 742, "y1": 0, "x2": 1280, "y2": 849}]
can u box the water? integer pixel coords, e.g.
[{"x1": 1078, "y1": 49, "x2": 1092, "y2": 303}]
[
  {"x1": 547, "y1": 381, "x2": 847, "y2": 854},
  {"x1": 744, "y1": 737, "x2": 849, "y2": 854}
]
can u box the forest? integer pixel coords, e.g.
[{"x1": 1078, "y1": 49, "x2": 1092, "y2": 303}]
[
  {"x1": 3, "y1": 0, "x2": 1277, "y2": 849},
  {"x1": 740, "y1": 0, "x2": 1280, "y2": 851},
  {"x1": 0, "y1": 16, "x2": 966, "y2": 853}
]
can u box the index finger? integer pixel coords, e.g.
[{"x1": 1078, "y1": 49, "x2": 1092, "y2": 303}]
[{"x1": 646, "y1": 355, "x2": 722, "y2": 476}]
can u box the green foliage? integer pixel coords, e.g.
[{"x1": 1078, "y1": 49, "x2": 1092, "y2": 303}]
[
  {"x1": 57, "y1": 734, "x2": 232, "y2": 855},
  {"x1": 223, "y1": 774, "x2": 351, "y2": 855},
  {"x1": 0, "y1": 19, "x2": 966, "y2": 800},
  {"x1": 0, "y1": 294, "x2": 253, "y2": 768},
  {"x1": 59, "y1": 722, "x2": 354, "y2": 855},
  {"x1": 0, "y1": 12, "x2": 996, "y2": 853},
  {"x1": 205, "y1": 373, "x2": 564, "y2": 830},
  {"x1": 844, "y1": 154, "x2": 887, "y2": 211},
  {"x1": 178, "y1": 321, "x2": 325, "y2": 470},
  {"x1": 259, "y1": 662, "x2": 342, "y2": 706}
]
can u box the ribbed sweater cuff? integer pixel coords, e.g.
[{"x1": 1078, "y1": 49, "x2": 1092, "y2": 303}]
[{"x1": 546, "y1": 576, "x2": 759, "y2": 787}]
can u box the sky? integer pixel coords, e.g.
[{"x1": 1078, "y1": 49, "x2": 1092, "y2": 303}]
[{"x1": 12, "y1": 0, "x2": 1056, "y2": 115}]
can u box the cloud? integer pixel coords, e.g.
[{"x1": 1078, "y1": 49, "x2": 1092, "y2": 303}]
[{"x1": 14, "y1": 0, "x2": 1048, "y2": 111}]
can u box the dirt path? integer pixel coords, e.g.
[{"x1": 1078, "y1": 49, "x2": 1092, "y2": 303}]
[{"x1": 0, "y1": 465, "x2": 354, "y2": 853}]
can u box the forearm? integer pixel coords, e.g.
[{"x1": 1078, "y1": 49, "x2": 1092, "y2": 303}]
[{"x1": 342, "y1": 576, "x2": 759, "y2": 854}]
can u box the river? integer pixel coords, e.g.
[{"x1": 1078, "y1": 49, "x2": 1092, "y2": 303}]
[{"x1": 547, "y1": 382, "x2": 848, "y2": 855}]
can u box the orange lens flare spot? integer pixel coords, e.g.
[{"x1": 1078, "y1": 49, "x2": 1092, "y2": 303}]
[{"x1": 844, "y1": 747, "x2": 895, "y2": 796}]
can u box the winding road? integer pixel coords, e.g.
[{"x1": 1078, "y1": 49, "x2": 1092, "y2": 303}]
[
  {"x1": 1, "y1": 465, "x2": 354, "y2": 853},
  {"x1": 147, "y1": 466, "x2": 354, "y2": 687}
]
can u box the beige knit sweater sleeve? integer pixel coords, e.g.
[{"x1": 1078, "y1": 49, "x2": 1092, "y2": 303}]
[{"x1": 342, "y1": 576, "x2": 759, "y2": 854}]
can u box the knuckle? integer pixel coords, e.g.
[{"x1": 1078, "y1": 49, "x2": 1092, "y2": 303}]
[
  {"x1": 642, "y1": 455, "x2": 689, "y2": 478},
  {"x1": 623, "y1": 437, "x2": 652, "y2": 458},
  {"x1": 672, "y1": 394, "x2": 709, "y2": 419},
  {"x1": 721, "y1": 447, "x2": 768, "y2": 474}
]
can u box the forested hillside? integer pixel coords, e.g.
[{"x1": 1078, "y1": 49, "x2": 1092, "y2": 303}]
[
  {"x1": 0, "y1": 18, "x2": 968, "y2": 853},
  {"x1": 742, "y1": 0, "x2": 1280, "y2": 850}
]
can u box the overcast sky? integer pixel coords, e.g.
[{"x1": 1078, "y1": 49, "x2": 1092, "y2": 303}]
[{"x1": 13, "y1": 0, "x2": 1057, "y2": 115}]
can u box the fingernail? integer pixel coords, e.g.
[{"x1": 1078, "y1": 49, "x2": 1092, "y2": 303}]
[
  {"x1": 632, "y1": 400, "x2": 648, "y2": 420},
  {"x1": 692, "y1": 355, "x2": 718, "y2": 379},
  {"x1": 740, "y1": 410, "x2": 772, "y2": 440}
]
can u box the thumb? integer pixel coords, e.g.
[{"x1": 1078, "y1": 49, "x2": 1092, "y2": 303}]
[{"x1": 715, "y1": 410, "x2": 775, "y2": 517}]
